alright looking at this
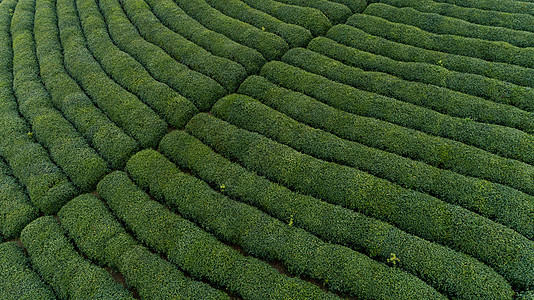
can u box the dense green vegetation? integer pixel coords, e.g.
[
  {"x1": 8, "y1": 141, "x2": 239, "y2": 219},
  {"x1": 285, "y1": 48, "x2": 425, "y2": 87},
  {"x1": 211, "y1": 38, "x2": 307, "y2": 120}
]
[{"x1": 1, "y1": 0, "x2": 533, "y2": 299}]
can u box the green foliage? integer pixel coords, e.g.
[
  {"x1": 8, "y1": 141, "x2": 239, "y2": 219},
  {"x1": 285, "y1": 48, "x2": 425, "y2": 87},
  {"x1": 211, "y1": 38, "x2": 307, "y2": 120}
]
[
  {"x1": 58, "y1": 193, "x2": 229, "y2": 299},
  {"x1": 171, "y1": 0, "x2": 289, "y2": 61},
  {"x1": 33, "y1": 0, "x2": 139, "y2": 169},
  {"x1": 285, "y1": 45, "x2": 534, "y2": 140},
  {"x1": 212, "y1": 92, "x2": 534, "y2": 240},
  {"x1": 281, "y1": 47, "x2": 534, "y2": 166},
  {"x1": 160, "y1": 129, "x2": 514, "y2": 299},
  {"x1": 145, "y1": 0, "x2": 265, "y2": 74},
  {"x1": 0, "y1": 242, "x2": 56, "y2": 299},
  {"x1": 259, "y1": 61, "x2": 534, "y2": 196},
  {"x1": 120, "y1": 0, "x2": 246, "y2": 93},
  {"x1": 240, "y1": 0, "x2": 333, "y2": 36},
  {"x1": 365, "y1": 3, "x2": 534, "y2": 47},
  {"x1": 131, "y1": 137, "x2": 445, "y2": 299},
  {"x1": 0, "y1": 158, "x2": 39, "y2": 239},
  {"x1": 57, "y1": 0, "x2": 168, "y2": 149},
  {"x1": 98, "y1": 0, "x2": 231, "y2": 112},
  {"x1": 380, "y1": 0, "x2": 534, "y2": 33},
  {"x1": 517, "y1": 291, "x2": 534, "y2": 300},
  {"x1": 327, "y1": 0, "x2": 366, "y2": 12},
  {"x1": 308, "y1": 36, "x2": 534, "y2": 112},
  {"x1": 185, "y1": 113, "x2": 534, "y2": 290},
  {"x1": 271, "y1": 0, "x2": 352, "y2": 24},
  {"x1": 77, "y1": 0, "x2": 199, "y2": 126},
  {"x1": 326, "y1": 24, "x2": 534, "y2": 88},
  {"x1": 203, "y1": 0, "x2": 312, "y2": 48},
  {"x1": 346, "y1": 13, "x2": 534, "y2": 69},
  {"x1": 99, "y1": 169, "x2": 337, "y2": 300},
  {"x1": 431, "y1": 0, "x2": 534, "y2": 16},
  {"x1": 20, "y1": 216, "x2": 133, "y2": 299},
  {"x1": 11, "y1": 0, "x2": 109, "y2": 191}
]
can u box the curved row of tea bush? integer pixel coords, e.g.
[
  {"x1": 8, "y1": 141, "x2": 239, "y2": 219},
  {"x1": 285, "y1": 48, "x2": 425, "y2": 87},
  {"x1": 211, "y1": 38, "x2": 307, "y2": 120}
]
[
  {"x1": 379, "y1": 0, "x2": 534, "y2": 32},
  {"x1": 0, "y1": 0, "x2": 75, "y2": 215},
  {"x1": 57, "y1": 0, "x2": 167, "y2": 149},
  {"x1": 365, "y1": 3, "x2": 534, "y2": 47},
  {"x1": 270, "y1": 0, "x2": 352, "y2": 24},
  {"x1": 58, "y1": 194, "x2": 230, "y2": 300},
  {"x1": 35, "y1": 0, "x2": 139, "y2": 169},
  {"x1": 127, "y1": 146, "x2": 444, "y2": 299},
  {"x1": 119, "y1": 0, "x2": 246, "y2": 94},
  {"x1": 144, "y1": 0, "x2": 265, "y2": 75},
  {"x1": 280, "y1": 48, "x2": 534, "y2": 164},
  {"x1": 346, "y1": 13, "x2": 534, "y2": 69},
  {"x1": 211, "y1": 93, "x2": 534, "y2": 239},
  {"x1": 20, "y1": 216, "x2": 133, "y2": 299},
  {"x1": 238, "y1": 0, "x2": 333, "y2": 36},
  {"x1": 0, "y1": 159, "x2": 38, "y2": 240},
  {"x1": 98, "y1": 169, "x2": 337, "y2": 300},
  {"x1": 284, "y1": 46, "x2": 534, "y2": 139},
  {"x1": 238, "y1": 75, "x2": 534, "y2": 247},
  {"x1": 318, "y1": 0, "x2": 367, "y2": 12},
  {"x1": 12, "y1": 0, "x2": 109, "y2": 191},
  {"x1": 99, "y1": 0, "x2": 226, "y2": 112},
  {"x1": 160, "y1": 130, "x2": 514, "y2": 299},
  {"x1": 260, "y1": 61, "x2": 534, "y2": 195},
  {"x1": 0, "y1": 242, "x2": 55, "y2": 299},
  {"x1": 203, "y1": 0, "x2": 312, "y2": 48},
  {"x1": 76, "y1": 0, "x2": 198, "y2": 128},
  {"x1": 326, "y1": 24, "x2": 534, "y2": 88},
  {"x1": 185, "y1": 113, "x2": 534, "y2": 289},
  {"x1": 431, "y1": 0, "x2": 534, "y2": 15},
  {"x1": 170, "y1": 0, "x2": 289, "y2": 60},
  {"x1": 308, "y1": 36, "x2": 534, "y2": 112}
]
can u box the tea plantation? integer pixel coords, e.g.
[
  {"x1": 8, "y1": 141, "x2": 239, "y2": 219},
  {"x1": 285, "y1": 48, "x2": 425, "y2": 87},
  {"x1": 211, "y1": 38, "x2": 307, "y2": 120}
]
[{"x1": 1, "y1": 0, "x2": 533, "y2": 299}]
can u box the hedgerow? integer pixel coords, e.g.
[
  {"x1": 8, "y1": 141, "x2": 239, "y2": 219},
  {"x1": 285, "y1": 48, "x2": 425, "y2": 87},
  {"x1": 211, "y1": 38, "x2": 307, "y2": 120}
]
[
  {"x1": 431, "y1": 0, "x2": 534, "y2": 16},
  {"x1": 286, "y1": 45, "x2": 534, "y2": 136},
  {"x1": 76, "y1": 0, "x2": 198, "y2": 127},
  {"x1": 326, "y1": 24, "x2": 534, "y2": 88},
  {"x1": 185, "y1": 113, "x2": 534, "y2": 289},
  {"x1": 128, "y1": 146, "x2": 444, "y2": 299},
  {"x1": 20, "y1": 216, "x2": 133, "y2": 299},
  {"x1": 203, "y1": 0, "x2": 312, "y2": 48},
  {"x1": 11, "y1": 0, "x2": 109, "y2": 191},
  {"x1": 260, "y1": 61, "x2": 534, "y2": 195},
  {"x1": 271, "y1": 0, "x2": 352, "y2": 24},
  {"x1": 0, "y1": 158, "x2": 38, "y2": 240},
  {"x1": 346, "y1": 13, "x2": 534, "y2": 69},
  {"x1": 159, "y1": 130, "x2": 514, "y2": 299},
  {"x1": 239, "y1": 75, "x2": 534, "y2": 238},
  {"x1": 34, "y1": 0, "x2": 139, "y2": 169},
  {"x1": 57, "y1": 0, "x2": 168, "y2": 148},
  {"x1": 308, "y1": 37, "x2": 534, "y2": 112},
  {"x1": 171, "y1": 0, "x2": 289, "y2": 60},
  {"x1": 211, "y1": 93, "x2": 534, "y2": 239},
  {"x1": 0, "y1": 242, "x2": 56, "y2": 299},
  {"x1": 120, "y1": 0, "x2": 246, "y2": 93},
  {"x1": 146, "y1": 0, "x2": 266, "y2": 74},
  {"x1": 98, "y1": 169, "x2": 338, "y2": 300},
  {"x1": 145, "y1": 0, "x2": 265, "y2": 75},
  {"x1": 58, "y1": 194, "x2": 230, "y2": 300},
  {"x1": 240, "y1": 0, "x2": 333, "y2": 36},
  {"x1": 320, "y1": 0, "x2": 366, "y2": 13},
  {"x1": 99, "y1": 0, "x2": 225, "y2": 112},
  {"x1": 0, "y1": 68, "x2": 76, "y2": 217},
  {"x1": 281, "y1": 48, "x2": 534, "y2": 164},
  {"x1": 365, "y1": 3, "x2": 534, "y2": 48},
  {"x1": 379, "y1": 0, "x2": 534, "y2": 33}
]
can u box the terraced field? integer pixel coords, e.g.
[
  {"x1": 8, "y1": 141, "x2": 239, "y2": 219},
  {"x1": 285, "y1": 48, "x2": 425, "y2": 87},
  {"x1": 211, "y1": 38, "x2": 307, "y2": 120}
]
[{"x1": 1, "y1": 0, "x2": 533, "y2": 298}]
